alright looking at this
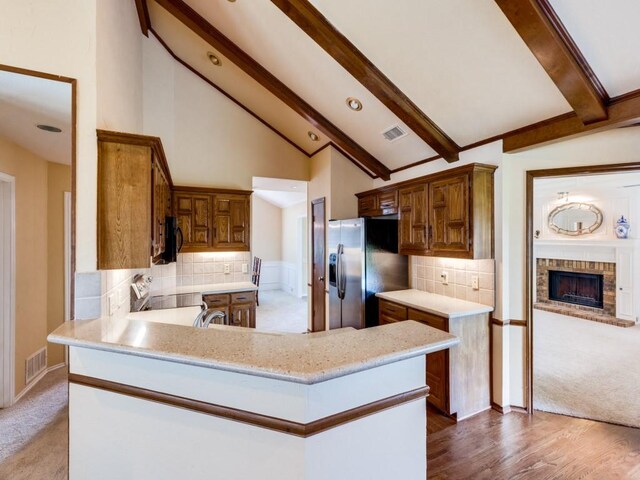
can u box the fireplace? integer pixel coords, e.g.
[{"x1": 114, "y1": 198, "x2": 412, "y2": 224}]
[{"x1": 548, "y1": 270, "x2": 604, "y2": 309}]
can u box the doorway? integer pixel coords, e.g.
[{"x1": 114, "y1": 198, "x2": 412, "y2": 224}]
[
  {"x1": 311, "y1": 197, "x2": 326, "y2": 332},
  {"x1": 251, "y1": 177, "x2": 309, "y2": 333},
  {"x1": 0, "y1": 64, "x2": 75, "y2": 407},
  {"x1": 526, "y1": 163, "x2": 640, "y2": 428},
  {"x1": 0, "y1": 173, "x2": 15, "y2": 408}
]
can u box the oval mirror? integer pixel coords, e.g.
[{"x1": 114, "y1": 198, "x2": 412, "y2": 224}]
[{"x1": 548, "y1": 202, "x2": 603, "y2": 236}]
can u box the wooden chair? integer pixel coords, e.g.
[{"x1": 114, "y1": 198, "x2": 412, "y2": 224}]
[{"x1": 252, "y1": 257, "x2": 262, "y2": 306}]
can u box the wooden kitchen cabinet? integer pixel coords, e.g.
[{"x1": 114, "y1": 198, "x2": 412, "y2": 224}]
[
  {"x1": 430, "y1": 174, "x2": 470, "y2": 257},
  {"x1": 202, "y1": 291, "x2": 256, "y2": 328},
  {"x1": 398, "y1": 183, "x2": 429, "y2": 256},
  {"x1": 378, "y1": 300, "x2": 490, "y2": 419},
  {"x1": 355, "y1": 163, "x2": 496, "y2": 259},
  {"x1": 152, "y1": 161, "x2": 172, "y2": 262},
  {"x1": 213, "y1": 194, "x2": 250, "y2": 251},
  {"x1": 173, "y1": 187, "x2": 251, "y2": 253},
  {"x1": 356, "y1": 188, "x2": 398, "y2": 217},
  {"x1": 97, "y1": 130, "x2": 173, "y2": 270}
]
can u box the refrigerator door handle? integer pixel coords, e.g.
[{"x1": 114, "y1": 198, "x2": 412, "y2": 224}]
[{"x1": 337, "y1": 243, "x2": 345, "y2": 299}]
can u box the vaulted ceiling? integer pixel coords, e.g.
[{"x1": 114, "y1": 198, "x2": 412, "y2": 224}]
[{"x1": 136, "y1": 0, "x2": 640, "y2": 180}]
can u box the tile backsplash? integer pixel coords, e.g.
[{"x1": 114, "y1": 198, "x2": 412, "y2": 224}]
[
  {"x1": 75, "y1": 268, "x2": 149, "y2": 320},
  {"x1": 176, "y1": 252, "x2": 251, "y2": 287},
  {"x1": 410, "y1": 256, "x2": 495, "y2": 307},
  {"x1": 73, "y1": 252, "x2": 252, "y2": 320}
]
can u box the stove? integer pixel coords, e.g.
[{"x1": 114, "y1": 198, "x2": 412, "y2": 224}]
[{"x1": 130, "y1": 274, "x2": 203, "y2": 312}]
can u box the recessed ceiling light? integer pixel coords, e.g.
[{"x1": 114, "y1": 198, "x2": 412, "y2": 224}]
[
  {"x1": 346, "y1": 97, "x2": 362, "y2": 111},
  {"x1": 308, "y1": 131, "x2": 319, "y2": 142},
  {"x1": 207, "y1": 52, "x2": 222, "y2": 66},
  {"x1": 36, "y1": 124, "x2": 62, "y2": 133}
]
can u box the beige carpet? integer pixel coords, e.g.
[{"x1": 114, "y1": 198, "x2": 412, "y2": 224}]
[
  {"x1": 255, "y1": 289, "x2": 308, "y2": 333},
  {"x1": 534, "y1": 309, "x2": 640, "y2": 428},
  {"x1": 0, "y1": 367, "x2": 68, "y2": 479}
]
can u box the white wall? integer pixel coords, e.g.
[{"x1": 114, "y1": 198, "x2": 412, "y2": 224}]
[
  {"x1": 142, "y1": 35, "x2": 309, "y2": 190},
  {"x1": 0, "y1": 0, "x2": 97, "y2": 273},
  {"x1": 96, "y1": 0, "x2": 143, "y2": 133}
]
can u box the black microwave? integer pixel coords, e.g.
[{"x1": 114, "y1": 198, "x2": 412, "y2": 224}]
[{"x1": 162, "y1": 216, "x2": 183, "y2": 263}]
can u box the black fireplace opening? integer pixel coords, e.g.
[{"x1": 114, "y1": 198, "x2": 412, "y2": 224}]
[{"x1": 548, "y1": 270, "x2": 604, "y2": 309}]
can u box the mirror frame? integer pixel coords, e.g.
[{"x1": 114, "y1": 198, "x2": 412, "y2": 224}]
[{"x1": 548, "y1": 202, "x2": 603, "y2": 236}]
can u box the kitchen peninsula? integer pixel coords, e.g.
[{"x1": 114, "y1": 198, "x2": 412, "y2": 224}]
[{"x1": 49, "y1": 319, "x2": 458, "y2": 480}]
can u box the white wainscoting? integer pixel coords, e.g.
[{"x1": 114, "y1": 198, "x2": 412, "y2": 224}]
[
  {"x1": 260, "y1": 261, "x2": 303, "y2": 297},
  {"x1": 259, "y1": 261, "x2": 282, "y2": 291}
]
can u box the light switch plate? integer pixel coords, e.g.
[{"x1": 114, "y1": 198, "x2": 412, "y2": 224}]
[
  {"x1": 441, "y1": 271, "x2": 449, "y2": 285},
  {"x1": 471, "y1": 275, "x2": 479, "y2": 290},
  {"x1": 224, "y1": 264, "x2": 231, "y2": 274},
  {"x1": 242, "y1": 263, "x2": 248, "y2": 274}
]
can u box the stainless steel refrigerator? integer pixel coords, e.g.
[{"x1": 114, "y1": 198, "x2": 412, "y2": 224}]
[{"x1": 328, "y1": 217, "x2": 408, "y2": 329}]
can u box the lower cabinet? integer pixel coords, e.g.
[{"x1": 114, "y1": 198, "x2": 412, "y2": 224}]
[
  {"x1": 378, "y1": 299, "x2": 490, "y2": 420},
  {"x1": 202, "y1": 291, "x2": 256, "y2": 328}
]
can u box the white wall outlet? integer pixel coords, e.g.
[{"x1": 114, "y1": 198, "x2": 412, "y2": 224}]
[
  {"x1": 242, "y1": 263, "x2": 248, "y2": 274},
  {"x1": 224, "y1": 263, "x2": 231, "y2": 274},
  {"x1": 108, "y1": 294, "x2": 117, "y2": 316},
  {"x1": 471, "y1": 275, "x2": 479, "y2": 290},
  {"x1": 441, "y1": 271, "x2": 449, "y2": 285}
]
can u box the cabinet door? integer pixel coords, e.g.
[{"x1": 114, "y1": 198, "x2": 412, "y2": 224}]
[
  {"x1": 175, "y1": 193, "x2": 212, "y2": 249},
  {"x1": 152, "y1": 161, "x2": 169, "y2": 260},
  {"x1": 213, "y1": 194, "x2": 250, "y2": 250},
  {"x1": 398, "y1": 183, "x2": 428, "y2": 255},
  {"x1": 408, "y1": 308, "x2": 450, "y2": 414},
  {"x1": 379, "y1": 299, "x2": 408, "y2": 325},
  {"x1": 97, "y1": 142, "x2": 152, "y2": 270},
  {"x1": 378, "y1": 189, "x2": 398, "y2": 215},
  {"x1": 230, "y1": 303, "x2": 255, "y2": 328},
  {"x1": 429, "y1": 174, "x2": 470, "y2": 256},
  {"x1": 358, "y1": 193, "x2": 378, "y2": 217}
]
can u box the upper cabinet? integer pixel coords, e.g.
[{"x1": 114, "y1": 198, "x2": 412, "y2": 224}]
[
  {"x1": 356, "y1": 163, "x2": 496, "y2": 259},
  {"x1": 357, "y1": 189, "x2": 398, "y2": 217},
  {"x1": 173, "y1": 187, "x2": 251, "y2": 253},
  {"x1": 97, "y1": 130, "x2": 173, "y2": 270},
  {"x1": 398, "y1": 183, "x2": 429, "y2": 255}
]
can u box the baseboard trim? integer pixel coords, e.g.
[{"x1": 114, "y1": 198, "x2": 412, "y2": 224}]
[
  {"x1": 456, "y1": 405, "x2": 492, "y2": 422},
  {"x1": 491, "y1": 402, "x2": 511, "y2": 414},
  {"x1": 13, "y1": 362, "x2": 67, "y2": 404}
]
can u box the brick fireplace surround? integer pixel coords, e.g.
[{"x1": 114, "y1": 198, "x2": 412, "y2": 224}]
[{"x1": 535, "y1": 258, "x2": 634, "y2": 328}]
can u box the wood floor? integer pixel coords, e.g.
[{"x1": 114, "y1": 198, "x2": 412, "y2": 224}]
[{"x1": 427, "y1": 408, "x2": 640, "y2": 479}]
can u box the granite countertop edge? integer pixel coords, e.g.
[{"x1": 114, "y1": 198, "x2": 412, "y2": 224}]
[
  {"x1": 376, "y1": 290, "x2": 494, "y2": 318},
  {"x1": 48, "y1": 320, "x2": 459, "y2": 385}
]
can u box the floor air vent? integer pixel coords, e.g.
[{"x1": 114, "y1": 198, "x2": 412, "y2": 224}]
[
  {"x1": 25, "y1": 347, "x2": 47, "y2": 384},
  {"x1": 382, "y1": 125, "x2": 407, "y2": 142}
]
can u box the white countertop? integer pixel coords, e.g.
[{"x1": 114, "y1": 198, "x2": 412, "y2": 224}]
[
  {"x1": 154, "y1": 282, "x2": 257, "y2": 297},
  {"x1": 376, "y1": 289, "x2": 493, "y2": 319},
  {"x1": 127, "y1": 306, "x2": 202, "y2": 327},
  {"x1": 48, "y1": 317, "x2": 458, "y2": 385}
]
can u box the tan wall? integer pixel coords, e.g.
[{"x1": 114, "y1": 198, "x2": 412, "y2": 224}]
[
  {"x1": 251, "y1": 196, "x2": 282, "y2": 262},
  {"x1": 0, "y1": 137, "x2": 48, "y2": 394},
  {"x1": 47, "y1": 163, "x2": 71, "y2": 367}
]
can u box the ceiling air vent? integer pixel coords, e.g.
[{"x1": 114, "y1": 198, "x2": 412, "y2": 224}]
[{"x1": 382, "y1": 125, "x2": 407, "y2": 142}]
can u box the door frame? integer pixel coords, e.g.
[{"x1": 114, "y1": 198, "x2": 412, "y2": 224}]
[
  {"x1": 311, "y1": 197, "x2": 326, "y2": 332},
  {"x1": 525, "y1": 161, "x2": 640, "y2": 414},
  {"x1": 0, "y1": 172, "x2": 16, "y2": 408},
  {"x1": 0, "y1": 64, "x2": 77, "y2": 405}
]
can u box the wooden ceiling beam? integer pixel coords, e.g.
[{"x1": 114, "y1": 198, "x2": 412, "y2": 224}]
[
  {"x1": 503, "y1": 89, "x2": 640, "y2": 152},
  {"x1": 134, "y1": 0, "x2": 151, "y2": 37},
  {"x1": 154, "y1": 0, "x2": 391, "y2": 180},
  {"x1": 495, "y1": 0, "x2": 608, "y2": 124},
  {"x1": 271, "y1": 0, "x2": 460, "y2": 163}
]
